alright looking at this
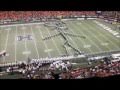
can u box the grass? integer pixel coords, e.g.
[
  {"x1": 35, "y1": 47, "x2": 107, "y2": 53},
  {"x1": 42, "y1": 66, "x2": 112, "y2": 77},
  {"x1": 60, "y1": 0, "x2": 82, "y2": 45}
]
[{"x1": 0, "y1": 19, "x2": 120, "y2": 64}]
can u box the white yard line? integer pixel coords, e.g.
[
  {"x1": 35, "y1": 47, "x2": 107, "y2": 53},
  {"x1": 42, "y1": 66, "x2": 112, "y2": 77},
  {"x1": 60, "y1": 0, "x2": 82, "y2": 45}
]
[
  {"x1": 59, "y1": 29, "x2": 80, "y2": 55},
  {"x1": 67, "y1": 34, "x2": 80, "y2": 49},
  {"x1": 0, "y1": 27, "x2": 1, "y2": 51},
  {"x1": 57, "y1": 30, "x2": 73, "y2": 55},
  {"x1": 54, "y1": 31, "x2": 64, "y2": 43},
  {"x1": 68, "y1": 23, "x2": 92, "y2": 53},
  {"x1": 3, "y1": 27, "x2": 10, "y2": 63},
  {"x1": 94, "y1": 20, "x2": 120, "y2": 42},
  {"x1": 92, "y1": 21, "x2": 120, "y2": 49},
  {"x1": 23, "y1": 25, "x2": 29, "y2": 59},
  {"x1": 30, "y1": 26, "x2": 40, "y2": 59},
  {"x1": 0, "y1": 22, "x2": 44, "y2": 27},
  {"x1": 4, "y1": 29, "x2": 9, "y2": 51},
  {"x1": 94, "y1": 28, "x2": 120, "y2": 50},
  {"x1": 86, "y1": 22, "x2": 118, "y2": 50},
  {"x1": 15, "y1": 26, "x2": 17, "y2": 63},
  {"x1": 54, "y1": 30, "x2": 72, "y2": 55},
  {"x1": 61, "y1": 27, "x2": 80, "y2": 51},
  {"x1": 38, "y1": 26, "x2": 51, "y2": 58},
  {"x1": 85, "y1": 22, "x2": 111, "y2": 50},
  {"x1": 45, "y1": 27, "x2": 62, "y2": 55},
  {"x1": 75, "y1": 21, "x2": 103, "y2": 53}
]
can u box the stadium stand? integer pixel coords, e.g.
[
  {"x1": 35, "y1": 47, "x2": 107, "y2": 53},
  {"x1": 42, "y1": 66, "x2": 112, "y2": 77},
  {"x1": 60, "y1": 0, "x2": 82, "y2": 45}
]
[
  {"x1": 99, "y1": 11, "x2": 120, "y2": 23},
  {"x1": 0, "y1": 56, "x2": 120, "y2": 79},
  {"x1": 0, "y1": 11, "x2": 96, "y2": 24},
  {"x1": 0, "y1": 11, "x2": 120, "y2": 79}
]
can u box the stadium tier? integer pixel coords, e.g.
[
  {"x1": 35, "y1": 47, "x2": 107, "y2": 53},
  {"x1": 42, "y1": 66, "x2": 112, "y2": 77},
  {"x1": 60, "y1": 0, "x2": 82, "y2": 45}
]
[{"x1": 0, "y1": 11, "x2": 120, "y2": 79}]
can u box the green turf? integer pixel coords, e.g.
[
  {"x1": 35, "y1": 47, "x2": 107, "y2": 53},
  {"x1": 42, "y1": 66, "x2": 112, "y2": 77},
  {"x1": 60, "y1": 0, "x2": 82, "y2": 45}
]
[{"x1": 0, "y1": 19, "x2": 120, "y2": 64}]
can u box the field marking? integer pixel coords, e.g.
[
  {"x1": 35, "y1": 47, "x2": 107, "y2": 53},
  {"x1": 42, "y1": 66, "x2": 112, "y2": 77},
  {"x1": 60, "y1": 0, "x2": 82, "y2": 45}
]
[
  {"x1": 101, "y1": 43, "x2": 108, "y2": 46},
  {"x1": 84, "y1": 45, "x2": 91, "y2": 48},
  {"x1": 65, "y1": 45, "x2": 73, "y2": 55},
  {"x1": 22, "y1": 51, "x2": 31, "y2": 54},
  {"x1": 116, "y1": 36, "x2": 120, "y2": 38},
  {"x1": 21, "y1": 26, "x2": 26, "y2": 30},
  {"x1": 38, "y1": 26, "x2": 51, "y2": 58},
  {"x1": 55, "y1": 24, "x2": 81, "y2": 54},
  {"x1": 0, "y1": 27, "x2": 1, "y2": 51},
  {"x1": 0, "y1": 27, "x2": 2, "y2": 62},
  {"x1": 44, "y1": 49, "x2": 53, "y2": 53},
  {"x1": 84, "y1": 21, "x2": 111, "y2": 51},
  {"x1": 45, "y1": 27, "x2": 62, "y2": 55},
  {"x1": 0, "y1": 22, "x2": 44, "y2": 27},
  {"x1": 68, "y1": 22, "x2": 92, "y2": 53},
  {"x1": 4, "y1": 28, "x2": 11, "y2": 31},
  {"x1": 63, "y1": 27, "x2": 80, "y2": 50},
  {"x1": 45, "y1": 22, "x2": 73, "y2": 55},
  {"x1": 30, "y1": 25, "x2": 40, "y2": 59},
  {"x1": 4, "y1": 29, "x2": 10, "y2": 50},
  {"x1": 95, "y1": 20, "x2": 120, "y2": 42},
  {"x1": 91, "y1": 21, "x2": 120, "y2": 49},
  {"x1": 74, "y1": 21, "x2": 103, "y2": 53},
  {"x1": 15, "y1": 26, "x2": 17, "y2": 62},
  {"x1": 52, "y1": 27, "x2": 72, "y2": 55},
  {"x1": 69, "y1": 22, "x2": 98, "y2": 53},
  {"x1": 3, "y1": 27, "x2": 10, "y2": 63},
  {"x1": 98, "y1": 33, "x2": 120, "y2": 49},
  {"x1": 66, "y1": 32, "x2": 80, "y2": 51},
  {"x1": 89, "y1": 21, "x2": 120, "y2": 49},
  {"x1": 23, "y1": 25, "x2": 29, "y2": 58},
  {"x1": 94, "y1": 20, "x2": 120, "y2": 37},
  {"x1": 83, "y1": 22, "x2": 110, "y2": 51}
]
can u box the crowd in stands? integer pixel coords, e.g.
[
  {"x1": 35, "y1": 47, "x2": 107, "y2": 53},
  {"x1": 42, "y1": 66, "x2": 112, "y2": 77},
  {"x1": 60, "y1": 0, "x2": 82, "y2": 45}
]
[
  {"x1": 1, "y1": 57, "x2": 120, "y2": 79},
  {"x1": 0, "y1": 11, "x2": 119, "y2": 24},
  {"x1": 0, "y1": 11, "x2": 120, "y2": 79},
  {"x1": 70, "y1": 59, "x2": 120, "y2": 79},
  {"x1": 100, "y1": 11, "x2": 120, "y2": 22},
  {"x1": 4, "y1": 60, "x2": 72, "y2": 79},
  {"x1": 0, "y1": 11, "x2": 96, "y2": 21},
  {"x1": 5, "y1": 61, "x2": 51, "y2": 79}
]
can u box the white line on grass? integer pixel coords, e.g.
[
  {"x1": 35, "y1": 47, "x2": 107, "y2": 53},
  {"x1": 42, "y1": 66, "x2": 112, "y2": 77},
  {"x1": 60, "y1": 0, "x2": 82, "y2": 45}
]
[
  {"x1": 68, "y1": 22, "x2": 92, "y2": 53},
  {"x1": 3, "y1": 27, "x2": 10, "y2": 63},
  {"x1": 0, "y1": 27, "x2": 2, "y2": 62},
  {"x1": 94, "y1": 20, "x2": 120, "y2": 42},
  {"x1": 30, "y1": 25, "x2": 40, "y2": 59},
  {"x1": 54, "y1": 30, "x2": 72, "y2": 55},
  {"x1": 85, "y1": 22, "x2": 111, "y2": 50},
  {"x1": 56, "y1": 25, "x2": 80, "y2": 55},
  {"x1": 45, "y1": 27, "x2": 62, "y2": 55},
  {"x1": 91, "y1": 21, "x2": 120, "y2": 49},
  {"x1": 38, "y1": 26, "x2": 51, "y2": 58},
  {"x1": 23, "y1": 25, "x2": 29, "y2": 59},
  {"x1": 0, "y1": 27, "x2": 1, "y2": 51},
  {"x1": 82, "y1": 23, "x2": 108, "y2": 53},
  {"x1": 94, "y1": 26, "x2": 120, "y2": 49},
  {"x1": 15, "y1": 26, "x2": 17, "y2": 63},
  {"x1": 0, "y1": 22, "x2": 44, "y2": 27},
  {"x1": 4, "y1": 30, "x2": 9, "y2": 51},
  {"x1": 63, "y1": 28, "x2": 80, "y2": 50},
  {"x1": 86, "y1": 21, "x2": 119, "y2": 51},
  {"x1": 75, "y1": 21, "x2": 103, "y2": 53},
  {"x1": 66, "y1": 33, "x2": 80, "y2": 52},
  {"x1": 56, "y1": 30, "x2": 73, "y2": 55}
]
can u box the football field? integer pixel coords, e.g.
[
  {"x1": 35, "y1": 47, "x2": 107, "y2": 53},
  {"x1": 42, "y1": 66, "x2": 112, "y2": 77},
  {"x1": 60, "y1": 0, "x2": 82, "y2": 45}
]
[{"x1": 0, "y1": 19, "x2": 120, "y2": 64}]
